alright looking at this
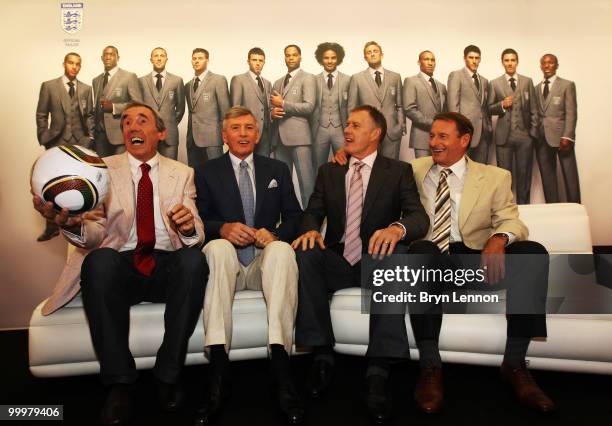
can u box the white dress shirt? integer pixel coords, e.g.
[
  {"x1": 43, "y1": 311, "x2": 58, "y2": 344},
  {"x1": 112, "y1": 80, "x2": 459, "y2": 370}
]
[
  {"x1": 193, "y1": 70, "x2": 208, "y2": 87},
  {"x1": 62, "y1": 75, "x2": 78, "y2": 94},
  {"x1": 324, "y1": 70, "x2": 339, "y2": 87},
  {"x1": 368, "y1": 66, "x2": 384, "y2": 83},
  {"x1": 151, "y1": 69, "x2": 167, "y2": 88}
]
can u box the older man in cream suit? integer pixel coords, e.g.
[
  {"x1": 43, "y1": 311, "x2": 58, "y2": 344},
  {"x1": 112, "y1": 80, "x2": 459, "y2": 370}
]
[
  {"x1": 408, "y1": 112, "x2": 553, "y2": 415},
  {"x1": 34, "y1": 103, "x2": 207, "y2": 426}
]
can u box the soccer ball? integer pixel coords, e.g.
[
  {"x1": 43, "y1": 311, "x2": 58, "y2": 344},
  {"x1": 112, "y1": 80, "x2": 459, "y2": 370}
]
[{"x1": 31, "y1": 145, "x2": 109, "y2": 214}]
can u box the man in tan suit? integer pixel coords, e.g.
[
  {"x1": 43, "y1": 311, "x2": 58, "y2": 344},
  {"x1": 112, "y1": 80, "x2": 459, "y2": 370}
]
[
  {"x1": 409, "y1": 112, "x2": 553, "y2": 415},
  {"x1": 194, "y1": 107, "x2": 303, "y2": 425},
  {"x1": 33, "y1": 102, "x2": 207, "y2": 426}
]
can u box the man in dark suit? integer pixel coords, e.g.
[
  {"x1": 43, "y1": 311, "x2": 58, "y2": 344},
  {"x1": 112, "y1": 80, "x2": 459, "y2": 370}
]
[
  {"x1": 194, "y1": 106, "x2": 304, "y2": 425},
  {"x1": 292, "y1": 105, "x2": 429, "y2": 423},
  {"x1": 535, "y1": 54, "x2": 580, "y2": 203},
  {"x1": 35, "y1": 51, "x2": 95, "y2": 241},
  {"x1": 230, "y1": 47, "x2": 273, "y2": 157}
]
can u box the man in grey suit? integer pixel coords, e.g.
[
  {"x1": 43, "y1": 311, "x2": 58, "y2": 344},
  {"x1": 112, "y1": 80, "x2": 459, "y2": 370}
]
[
  {"x1": 230, "y1": 47, "x2": 272, "y2": 157},
  {"x1": 488, "y1": 48, "x2": 538, "y2": 205},
  {"x1": 185, "y1": 48, "x2": 230, "y2": 169},
  {"x1": 35, "y1": 52, "x2": 95, "y2": 241},
  {"x1": 447, "y1": 45, "x2": 493, "y2": 164},
  {"x1": 139, "y1": 47, "x2": 185, "y2": 160},
  {"x1": 311, "y1": 42, "x2": 350, "y2": 170},
  {"x1": 403, "y1": 50, "x2": 447, "y2": 158},
  {"x1": 535, "y1": 54, "x2": 580, "y2": 203},
  {"x1": 270, "y1": 44, "x2": 316, "y2": 208},
  {"x1": 92, "y1": 46, "x2": 142, "y2": 157},
  {"x1": 348, "y1": 41, "x2": 405, "y2": 160}
]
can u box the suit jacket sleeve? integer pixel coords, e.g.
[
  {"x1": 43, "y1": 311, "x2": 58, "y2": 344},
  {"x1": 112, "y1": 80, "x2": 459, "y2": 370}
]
[
  {"x1": 488, "y1": 81, "x2": 505, "y2": 117},
  {"x1": 35, "y1": 82, "x2": 50, "y2": 145},
  {"x1": 84, "y1": 86, "x2": 95, "y2": 138},
  {"x1": 347, "y1": 75, "x2": 359, "y2": 112},
  {"x1": 175, "y1": 78, "x2": 186, "y2": 124},
  {"x1": 217, "y1": 76, "x2": 231, "y2": 121},
  {"x1": 283, "y1": 74, "x2": 315, "y2": 117},
  {"x1": 527, "y1": 79, "x2": 539, "y2": 138},
  {"x1": 113, "y1": 72, "x2": 143, "y2": 116},
  {"x1": 491, "y1": 170, "x2": 528, "y2": 240},
  {"x1": 194, "y1": 166, "x2": 224, "y2": 240},
  {"x1": 274, "y1": 162, "x2": 303, "y2": 242},
  {"x1": 446, "y1": 72, "x2": 461, "y2": 113},
  {"x1": 299, "y1": 166, "x2": 327, "y2": 234},
  {"x1": 564, "y1": 81, "x2": 577, "y2": 140},
  {"x1": 397, "y1": 163, "x2": 430, "y2": 241},
  {"x1": 403, "y1": 78, "x2": 433, "y2": 130},
  {"x1": 230, "y1": 75, "x2": 242, "y2": 106},
  {"x1": 396, "y1": 76, "x2": 406, "y2": 132}
]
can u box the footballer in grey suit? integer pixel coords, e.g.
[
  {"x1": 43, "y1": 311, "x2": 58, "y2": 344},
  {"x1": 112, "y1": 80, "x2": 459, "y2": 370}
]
[
  {"x1": 92, "y1": 46, "x2": 142, "y2": 157},
  {"x1": 270, "y1": 44, "x2": 316, "y2": 208},
  {"x1": 230, "y1": 47, "x2": 272, "y2": 157},
  {"x1": 311, "y1": 42, "x2": 350, "y2": 170},
  {"x1": 535, "y1": 54, "x2": 580, "y2": 203},
  {"x1": 35, "y1": 52, "x2": 95, "y2": 242},
  {"x1": 139, "y1": 47, "x2": 185, "y2": 160},
  {"x1": 488, "y1": 49, "x2": 538, "y2": 205},
  {"x1": 185, "y1": 48, "x2": 231, "y2": 169},
  {"x1": 348, "y1": 41, "x2": 405, "y2": 160},
  {"x1": 403, "y1": 51, "x2": 447, "y2": 158},
  {"x1": 447, "y1": 45, "x2": 493, "y2": 164}
]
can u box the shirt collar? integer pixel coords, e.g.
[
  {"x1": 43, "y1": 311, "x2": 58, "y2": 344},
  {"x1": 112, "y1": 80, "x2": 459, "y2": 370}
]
[
  {"x1": 431, "y1": 156, "x2": 467, "y2": 180},
  {"x1": 127, "y1": 152, "x2": 160, "y2": 175},
  {"x1": 543, "y1": 74, "x2": 557, "y2": 85},
  {"x1": 62, "y1": 75, "x2": 76, "y2": 86},
  {"x1": 229, "y1": 152, "x2": 255, "y2": 171},
  {"x1": 464, "y1": 67, "x2": 478, "y2": 77},
  {"x1": 105, "y1": 66, "x2": 118, "y2": 77},
  {"x1": 249, "y1": 70, "x2": 262, "y2": 81},
  {"x1": 287, "y1": 68, "x2": 300, "y2": 78},
  {"x1": 369, "y1": 66, "x2": 384, "y2": 75},
  {"x1": 420, "y1": 71, "x2": 435, "y2": 81},
  {"x1": 505, "y1": 73, "x2": 517, "y2": 81},
  {"x1": 194, "y1": 69, "x2": 208, "y2": 81},
  {"x1": 349, "y1": 150, "x2": 377, "y2": 169},
  {"x1": 152, "y1": 69, "x2": 167, "y2": 78},
  {"x1": 324, "y1": 70, "x2": 339, "y2": 79}
]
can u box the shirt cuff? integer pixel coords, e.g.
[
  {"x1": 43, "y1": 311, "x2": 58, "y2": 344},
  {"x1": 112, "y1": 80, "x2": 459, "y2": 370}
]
[
  {"x1": 61, "y1": 223, "x2": 86, "y2": 245},
  {"x1": 491, "y1": 232, "x2": 515, "y2": 246},
  {"x1": 179, "y1": 229, "x2": 200, "y2": 247},
  {"x1": 390, "y1": 222, "x2": 407, "y2": 240}
]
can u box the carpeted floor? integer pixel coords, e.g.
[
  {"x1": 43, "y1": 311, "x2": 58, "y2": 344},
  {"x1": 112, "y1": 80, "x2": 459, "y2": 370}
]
[{"x1": 1, "y1": 329, "x2": 611, "y2": 425}]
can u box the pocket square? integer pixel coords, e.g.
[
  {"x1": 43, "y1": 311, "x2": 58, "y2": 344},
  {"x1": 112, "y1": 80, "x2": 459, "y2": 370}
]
[{"x1": 267, "y1": 179, "x2": 278, "y2": 189}]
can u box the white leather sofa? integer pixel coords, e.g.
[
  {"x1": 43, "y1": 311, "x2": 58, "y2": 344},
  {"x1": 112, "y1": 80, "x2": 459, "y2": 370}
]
[{"x1": 29, "y1": 203, "x2": 612, "y2": 378}]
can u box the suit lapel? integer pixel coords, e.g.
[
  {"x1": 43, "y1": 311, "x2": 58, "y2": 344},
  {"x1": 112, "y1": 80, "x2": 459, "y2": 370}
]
[
  {"x1": 108, "y1": 154, "x2": 135, "y2": 226},
  {"x1": 158, "y1": 155, "x2": 180, "y2": 232},
  {"x1": 333, "y1": 163, "x2": 348, "y2": 228},
  {"x1": 144, "y1": 75, "x2": 161, "y2": 108},
  {"x1": 418, "y1": 74, "x2": 439, "y2": 109},
  {"x1": 362, "y1": 155, "x2": 387, "y2": 223},
  {"x1": 56, "y1": 78, "x2": 71, "y2": 115},
  {"x1": 379, "y1": 69, "x2": 390, "y2": 103},
  {"x1": 247, "y1": 72, "x2": 266, "y2": 105},
  {"x1": 104, "y1": 68, "x2": 121, "y2": 98},
  {"x1": 193, "y1": 72, "x2": 210, "y2": 106},
  {"x1": 283, "y1": 69, "x2": 300, "y2": 97},
  {"x1": 336, "y1": 72, "x2": 344, "y2": 105},
  {"x1": 464, "y1": 69, "x2": 481, "y2": 102},
  {"x1": 364, "y1": 69, "x2": 383, "y2": 103},
  {"x1": 253, "y1": 156, "x2": 271, "y2": 220},
  {"x1": 458, "y1": 158, "x2": 484, "y2": 229},
  {"x1": 220, "y1": 154, "x2": 246, "y2": 222}
]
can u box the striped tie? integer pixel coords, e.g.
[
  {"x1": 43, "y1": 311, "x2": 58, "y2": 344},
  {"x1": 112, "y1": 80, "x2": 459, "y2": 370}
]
[
  {"x1": 343, "y1": 162, "x2": 365, "y2": 265},
  {"x1": 431, "y1": 168, "x2": 451, "y2": 253}
]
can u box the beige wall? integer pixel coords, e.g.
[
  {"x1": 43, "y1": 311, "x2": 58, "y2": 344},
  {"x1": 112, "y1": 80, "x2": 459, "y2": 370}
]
[{"x1": 1, "y1": 0, "x2": 611, "y2": 329}]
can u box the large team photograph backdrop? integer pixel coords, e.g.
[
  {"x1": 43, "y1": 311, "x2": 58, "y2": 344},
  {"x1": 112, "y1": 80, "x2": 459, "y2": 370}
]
[{"x1": 1, "y1": 0, "x2": 611, "y2": 328}]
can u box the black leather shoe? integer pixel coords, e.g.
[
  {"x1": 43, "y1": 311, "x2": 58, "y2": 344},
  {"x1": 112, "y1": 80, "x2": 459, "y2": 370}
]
[
  {"x1": 193, "y1": 371, "x2": 231, "y2": 426},
  {"x1": 101, "y1": 384, "x2": 134, "y2": 426},
  {"x1": 277, "y1": 382, "x2": 305, "y2": 424},
  {"x1": 365, "y1": 375, "x2": 391, "y2": 424},
  {"x1": 156, "y1": 379, "x2": 184, "y2": 412},
  {"x1": 306, "y1": 359, "x2": 334, "y2": 398}
]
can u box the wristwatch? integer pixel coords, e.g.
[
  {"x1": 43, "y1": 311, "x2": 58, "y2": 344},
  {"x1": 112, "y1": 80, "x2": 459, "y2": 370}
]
[{"x1": 491, "y1": 233, "x2": 509, "y2": 245}]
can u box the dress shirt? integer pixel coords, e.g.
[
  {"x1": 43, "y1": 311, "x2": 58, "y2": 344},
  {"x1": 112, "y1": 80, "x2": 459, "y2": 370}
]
[
  {"x1": 464, "y1": 67, "x2": 481, "y2": 89},
  {"x1": 249, "y1": 70, "x2": 264, "y2": 85},
  {"x1": 368, "y1": 66, "x2": 384, "y2": 83},
  {"x1": 540, "y1": 74, "x2": 556, "y2": 95},
  {"x1": 324, "y1": 70, "x2": 339, "y2": 87},
  {"x1": 505, "y1": 73, "x2": 519, "y2": 89},
  {"x1": 423, "y1": 156, "x2": 514, "y2": 245},
  {"x1": 62, "y1": 75, "x2": 78, "y2": 94},
  {"x1": 193, "y1": 70, "x2": 209, "y2": 87},
  {"x1": 151, "y1": 69, "x2": 167, "y2": 87},
  {"x1": 229, "y1": 152, "x2": 256, "y2": 203},
  {"x1": 341, "y1": 151, "x2": 377, "y2": 242}
]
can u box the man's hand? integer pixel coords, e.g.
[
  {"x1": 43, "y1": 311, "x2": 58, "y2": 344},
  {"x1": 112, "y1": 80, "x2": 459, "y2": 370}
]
[
  {"x1": 332, "y1": 148, "x2": 348, "y2": 165},
  {"x1": 368, "y1": 225, "x2": 404, "y2": 260},
  {"x1": 559, "y1": 138, "x2": 573, "y2": 152},
  {"x1": 271, "y1": 107, "x2": 285, "y2": 119},
  {"x1": 33, "y1": 195, "x2": 82, "y2": 232},
  {"x1": 502, "y1": 96, "x2": 513, "y2": 109},
  {"x1": 480, "y1": 235, "x2": 507, "y2": 285},
  {"x1": 270, "y1": 90, "x2": 284, "y2": 108},
  {"x1": 291, "y1": 230, "x2": 325, "y2": 251},
  {"x1": 168, "y1": 203, "x2": 196, "y2": 236},
  {"x1": 220, "y1": 222, "x2": 256, "y2": 247},
  {"x1": 254, "y1": 228, "x2": 278, "y2": 248},
  {"x1": 101, "y1": 99, "x2": 113, "y2": 113}
]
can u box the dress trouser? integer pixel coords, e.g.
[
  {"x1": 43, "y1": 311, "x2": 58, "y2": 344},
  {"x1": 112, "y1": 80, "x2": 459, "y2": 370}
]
[
  {"x1": 80, "y1": 247, "x2": 208, "y2": 385},
  {"x1": 495, "y1": 138, "x2": 534, "y2": 204},
  {"x1": 535, "y1": 138, "x2": 581, "y2": 203},
  {"x1": 409, "y1": 241, "x2": 549, "y2": 344}
]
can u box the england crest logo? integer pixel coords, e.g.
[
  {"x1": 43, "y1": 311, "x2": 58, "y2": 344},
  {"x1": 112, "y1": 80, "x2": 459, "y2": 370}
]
[{"x1": 61, "y1": 3, "x2": 83, "y2": 34}]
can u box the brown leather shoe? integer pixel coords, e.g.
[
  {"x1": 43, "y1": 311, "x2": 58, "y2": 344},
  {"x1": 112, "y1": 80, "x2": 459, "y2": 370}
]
[
  {"x1": 414, "y1": 363, "x2": 443, "y2": 414},
  {"x1": 501, "y1": 362, "x2": 555, "y2": 413},
  {"x1": 37, "y1": 222, "x2": 59, "y2": 242}
]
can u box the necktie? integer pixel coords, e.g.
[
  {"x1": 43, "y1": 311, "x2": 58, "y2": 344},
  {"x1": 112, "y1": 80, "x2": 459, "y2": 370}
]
[
  {"x1": 237, "y1": 161, "x2": 255, "y2": 265},
  {"x1": 343, "y1": 162, "x2": 365, "y2": 265},
  {"x1": 375, "y1": 71, "x2": 382, "y2": 87},
  {"x1": 472, "y1": 73, "x2": 480, "y2": 92},
  {"x1": 102, "y1": 72, "x2": 109, "y2": 90},
  {"x1": 429, "y1": 77, "x2": 438, "y2": 94},
  {"x1": 509, "y1": 77, "x2": 517, "y2": 92},
  {"x1": 193, "y1": 77, "x2": 200, "y2": 92},
  {"x1": 431, "y1": 168, "x2": 451, "y2": 254},
  {"x1": 327, "y1": 73, "x2": 333, "y2": 90},
  {"x1": 256, "y1": 76, "x2": 264, "y2": 93},
  {"x1": 283, "y1": 73, "x2": 292, "y2": 90},
  {"x1": 67, "y1": 81, "x2": 75, "y2": 98},
  {"x1": 155, "y1": 73, "x2": 162, "y2": 92},
  {"x1": 134, "y1": 163, "x2": 156, "y2": 276},
  {"x1": 543, "y1": 79, "x2": 550, "y2": 99}
]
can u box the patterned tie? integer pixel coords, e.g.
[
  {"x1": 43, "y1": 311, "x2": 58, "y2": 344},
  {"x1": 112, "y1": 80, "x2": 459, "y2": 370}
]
[
  {"x1": 134, "y1": 163, "x2": 156, "y2": 276},
  {"x1": 283, "y1": 73, "x2": 292, "y2": 91},
  {"x1": 155, "y1": 73, "x2": 162, "y2": 92},
  {"x1": 543, "y1": 79, "x2": 550, "y2": 99},
  {"x1": 102, "y1": 72, "x2": 109, "y2": 90},
  {"x1": 237, "y1": 161, "x2": 255, "y2": 265},
  {"x1": 374, "y1": 71, "x2": 382, "y2": 87},
  {"x1": 431, "y1": 168, "x2": 451, "y2": 254},
  {"x1": 67, "y1": 81, "x2": 75, "y2": 98},
  {"x1": 429, "y1": 77, "x2": 438, "y2": 94},
  {"x1": 193, "y1": 77, "x2": 200, "y2": 92},
  {"x1": 472, "y1": 73, "x2": 480, "y2": 92},
  {"x1": 327, "y1": 73, "x2": 333, "y2": 90},
  {"x1": 256, "y1": 76, "x2": 264, "y2": 93},
  {"x1": 509, "y1": 77, "x2": 517, "y2": 92},
  {"x1": 343, "y1": 162, "x2": 365, "y2": 265}
]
